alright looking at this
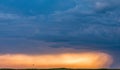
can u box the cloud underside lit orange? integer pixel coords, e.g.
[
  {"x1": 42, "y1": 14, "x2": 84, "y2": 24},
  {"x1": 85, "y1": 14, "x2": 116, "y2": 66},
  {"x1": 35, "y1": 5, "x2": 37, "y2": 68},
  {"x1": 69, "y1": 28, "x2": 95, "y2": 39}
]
[{"x1": 0, "y1": 52, "x2": 113, "y2": 69}]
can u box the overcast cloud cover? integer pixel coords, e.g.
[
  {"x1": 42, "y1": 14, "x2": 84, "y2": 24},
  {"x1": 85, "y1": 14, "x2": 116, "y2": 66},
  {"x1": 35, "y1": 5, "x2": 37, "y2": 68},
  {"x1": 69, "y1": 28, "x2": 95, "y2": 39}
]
[{"x1": 0, "y1": 0, "x2": 120, "y2": 68}]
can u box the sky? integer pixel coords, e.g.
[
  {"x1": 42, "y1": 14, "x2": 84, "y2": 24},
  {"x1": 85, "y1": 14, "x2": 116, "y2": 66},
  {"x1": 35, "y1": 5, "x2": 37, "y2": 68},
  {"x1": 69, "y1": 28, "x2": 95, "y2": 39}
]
[{"x1": 0, "y1": 0, "x2": 120, "y2": 69}]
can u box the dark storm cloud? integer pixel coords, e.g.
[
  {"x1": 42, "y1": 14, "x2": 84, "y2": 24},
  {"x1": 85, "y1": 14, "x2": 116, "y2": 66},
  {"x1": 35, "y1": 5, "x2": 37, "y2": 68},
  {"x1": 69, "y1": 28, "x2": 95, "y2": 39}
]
[
  {"x1": 0, "y1": 0, "x2": 119, "y2": 50},
  {"x1": 29, "y1": 0, "x2": 120, "y2": 47},
  {"x1": 0, "y1": 0, "x2": 119, "y2": 48},
  {"x1": 0, "y1": 0, "x2": 120, "y2": 68}
]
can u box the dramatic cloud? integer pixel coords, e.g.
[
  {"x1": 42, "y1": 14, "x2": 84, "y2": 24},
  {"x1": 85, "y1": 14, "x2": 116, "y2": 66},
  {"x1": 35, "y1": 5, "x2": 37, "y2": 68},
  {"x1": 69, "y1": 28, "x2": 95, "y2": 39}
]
[
  {"x1": 0, "y1": 0, "x2": 120, "y2": 68},
  {"x1": 0, "y1": 0, "x2": 120, "y2": 46},
  {"x1": 0, "y1": 52, "x2": 113, "y2": 69}
]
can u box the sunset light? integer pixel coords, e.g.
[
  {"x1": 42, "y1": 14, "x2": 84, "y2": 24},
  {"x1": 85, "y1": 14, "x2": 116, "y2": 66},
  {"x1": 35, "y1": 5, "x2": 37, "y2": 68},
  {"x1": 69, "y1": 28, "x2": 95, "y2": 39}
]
[{"x1": 0, "y1": 52, "x2": 113, "y2": 69}]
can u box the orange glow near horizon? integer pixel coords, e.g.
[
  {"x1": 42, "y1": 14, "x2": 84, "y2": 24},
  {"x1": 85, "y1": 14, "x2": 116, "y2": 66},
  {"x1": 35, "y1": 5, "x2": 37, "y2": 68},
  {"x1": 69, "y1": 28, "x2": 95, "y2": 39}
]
[{"x1": 0, "y1": 52, "x2": 113, "y2": 69}]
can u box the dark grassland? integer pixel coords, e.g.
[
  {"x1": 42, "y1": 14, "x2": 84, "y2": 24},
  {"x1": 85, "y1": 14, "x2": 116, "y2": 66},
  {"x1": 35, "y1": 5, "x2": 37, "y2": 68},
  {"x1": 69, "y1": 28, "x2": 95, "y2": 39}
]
[{"x1": 0, "y1": 68, "x2": 118, "y2": 70}]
